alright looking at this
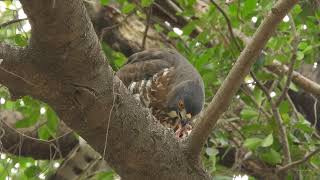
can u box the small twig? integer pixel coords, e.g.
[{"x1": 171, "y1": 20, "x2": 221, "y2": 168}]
[
  {"x1": 185, "y1": 0, "x2": 298, "y2": 159},
  {"x1": 275, "y1": 13, "x2": 299, "y2": 106},
  {"x1": 228, "y1": 121, "x2": 245, "y2": 140},
  {"x1": 251, "y1": 71, "x2": 292, "y2": 164},
  {"x1": 285, "y1": 93, "x2": 299, "y2": 121},
  {"x1": 234, "y1": 28, "x2": 320, "y2": 98},
  {"x1": 153, "y1": 2, "x2": 177, "y2": 22},
  {"x1": 250, "y1": 71, "x2": 270, "y2": 99},
  {"x1": 142, "y1": 6, "x2": 153, "y2": 49},
  {"x1": 312, "y1": 96, "x2": 318, "y2": 129},
  {"x1": 277, "y1": 147, "x2": 320, "y2": 172},
  {"x1": 103, "y1": 77, "x2": 117, "y2": 159},
  {"x1": 272, "y1": 107, "x2": 291, "y2": 165},
  {"x1": 268, "y1": 60, "x2": 320, "y2": 97},
  {"x1": 236, "y1": 0, "x2": 245, "y2": 24},
  {"x1": 99, "y1": 13, "x2": 132, "y2": 42},
  {"x1": 210, "y1": 0, "x2": 242, "y2": 52},
  {"x1": 0, "y1": 18, "x2": 28, "y2": 29},
  {"x1": 240, "y1": 86, "x2": 272, "y2": 119},
  {"x1": 164, "y1": 0, "x2": 205, "y2": 37}
]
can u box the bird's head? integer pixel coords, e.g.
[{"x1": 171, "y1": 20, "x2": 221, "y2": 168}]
[{"x1": 166, "y1": 80, "x2": 204, "y2": 125}]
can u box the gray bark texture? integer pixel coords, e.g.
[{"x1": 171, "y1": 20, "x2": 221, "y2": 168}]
[{"x1": 0, "y1": 0, "x2": 298, "y2": 179}]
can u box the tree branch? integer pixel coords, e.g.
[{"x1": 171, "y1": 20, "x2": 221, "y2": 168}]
[
  {"x1": 267, "y1": 61, "x2": 320, "y2": 97},
  {"x1": 142, "y1": 6, "x2": 152, "y2": 49},
  {"x1": 0, "y1": 110, "x2": 78, "y2": 159},
  {"x1": 277, "y1": 147, "x2": 320, "y2": 173},
  {"x1": 11, "y1": 1, "x2": 210, "y2": 179},
  {"x1": 251, "y1": 72, "x2": 292, "y2": 165},
  {"x1": 233, "y1": 25, "x2": 320, "y2": 98},
  {"x1": 0, "y1": 18, "x2": 28, "y2": 29},
  {"x1": 185, "y1": 0, "x2": 298, "y2": 158},
  {"x1": 210, "y1": 0, "x2": 242, "y2": 51},
  {"x1": 275, "y1": 13, "x2": 299, "y2": 106},
  {"x1": 0, "y1": 43, "x2": 39, "y2": 99}
]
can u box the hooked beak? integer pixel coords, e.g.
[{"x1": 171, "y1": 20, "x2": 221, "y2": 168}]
[
  {"x1": 178, "y1": 110, "x2": 192, "y2": 126},
  {"x1": 167, "y1": 110, "x2": 192, "y2": 126},
  {"x1": 175, "y1": 111, "x2": 192, "y2": 138}
]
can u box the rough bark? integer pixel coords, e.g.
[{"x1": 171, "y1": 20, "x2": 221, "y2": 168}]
[
  {"x1": 1, "y1": 0, "x2": 209, "y2": 179},
  {"x1": 92, "y1": 5, "x2": 175, "y2": 56},
  {"x1": 0, "y1": 0, "x2": 299, "y2": 179}
]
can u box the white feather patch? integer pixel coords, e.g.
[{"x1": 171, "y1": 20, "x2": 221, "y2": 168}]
[
  {"x1": 146, "y1": 80, "x2": 152, "y2": 88},
  {"x1": 128, "y1": 82, "x2": 136, "y2": 92},
  {"x1": 133, "y1": 94, "x2": 140, "y2": 101},
  {"x1": 139, "y1": 80, "x2": 145, "y2": 91},
  {"x1": 163, "y1": 68, "x2": 169, "y2": 76}
]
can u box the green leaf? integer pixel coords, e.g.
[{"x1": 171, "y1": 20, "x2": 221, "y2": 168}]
[
  {"x1": 95, "y1": 171, "x2": 114, "y2": 180},
  {"x1": 38, "y1": 125, "x2": 55, "y2": 140},
  {"x1": 46, "y1": 107, "x2": 59, "y2": 134},
  {"x1": 243, "y1": 0, "x2": 257, "y2": 16},
  {"x1": 242, "y1": 124, "x2": 267, "y2": 134},
  {"x1": 261, "y1": 134, "x2": 273, "y2": 147},
  {"x1": 113, "y1": 52, "x2": 127, "y2": 68},
  {"x1": 15, "y1": 110, "x2": 40, "y2": 128},
  {"x1": 302, "y1": 45, "x2": 313, "y2": 54},
  {"x1": 121, "y1": 3, "x2": 136, "y2": 14},
  {"x1": 15, "y1": 34, "x2": 28, "y2": 47},
  {"x1": 141, "y1": 0, "x2": 154, "y2": 7},
  {"x1": 298, "y1": 42, "x2": 308, "y2": 50},
  {"x1": 240, "y1": 107, "x2": 259, "y2": 121},
  {"x1": 24, "y1": 166, "x2": 41, "y2": 178},
  {"x1": 182, "y1": 21, "x2": 196, "y2": 36},
  {"x1": 292, "y1": 4, "x2": 302, "y2": 15},
  {"x1": 205, "y1": 148, "x2": 218, "y2": 156},
  {"x1": 296, "y1": 51, "x2": 304, "y2": 60},
  {"x1": 244, "y1": 137, "x2": 262, "y2": 150},
  {"x1": 279, "y1": 101, "x2": 290, "y2": 114},
  {"x1": 294, "y1": 120, "x2": 313, "y2": 133},
  {"x1": 168, "y1": 31, "x2": 179, "y2": 38},
  {"x1": 228, "y1": 4, "x2": 238, "y2": 17},
  {"x1": 100, "y1": 0, "x2": 109, "y2": 5},
  {"x1": 259, "y1": 148, "x2": 281, "y2": 165},
  {"x1": 289, "y1": 83, "x2": 299, "y2": 92},
  {"x1": 154, "y1": 24, "x2": 164, "y2": 32},
  {"x1": 213, "y1": 175, "x2": 233, "y2": 180},
  {"x1": 255, "y1": 71, "x2": 276, "y2": 81},
  {"x1": 3, "y1": 101, "x2": 15, "y2": 110}
]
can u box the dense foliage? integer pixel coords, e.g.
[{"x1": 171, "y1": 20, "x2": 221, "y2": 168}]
[{"x1": 0, "y1": 0, "x2": 320, "y2": 179}]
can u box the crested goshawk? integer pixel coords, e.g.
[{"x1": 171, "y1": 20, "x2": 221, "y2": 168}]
[
  {"x1": 49, "y1": 49, "x2": 205, "y2": 180},
  {"x1": 116, "y1": 49, "x2": 205, "y2": 137}
]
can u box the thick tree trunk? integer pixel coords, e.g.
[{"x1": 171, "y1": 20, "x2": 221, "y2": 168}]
[
  {"x1": 1, "y1": 0, "x2": 210, "y2": 179},
  {"x1": 0, "y1": 0, "x2": 299, "y2": 179}
]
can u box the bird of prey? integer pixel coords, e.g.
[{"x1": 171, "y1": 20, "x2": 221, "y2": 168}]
[
  {"x1": 49, "y1": 49, "x2": 204, "y2": 180},
  {"x1": 116, "y1": 49, "x2": 205, "y2": 137}
]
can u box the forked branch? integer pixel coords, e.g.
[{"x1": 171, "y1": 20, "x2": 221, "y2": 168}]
[{"x1": 185, "y1": 0, "x2": 299, "y2": 158}]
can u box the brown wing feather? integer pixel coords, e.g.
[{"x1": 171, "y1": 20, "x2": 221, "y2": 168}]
[
  {"x1": 116, "y1": 59, "x2": 171, "y2": 86},
  {"x1": 116, "y1": 49, "x2": 197, "y2": 138},
  {"x1": 148, "y1": 68, "x2": 181, "y2": 128}
]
